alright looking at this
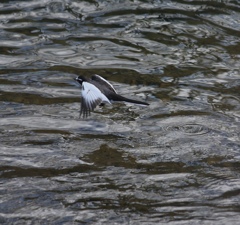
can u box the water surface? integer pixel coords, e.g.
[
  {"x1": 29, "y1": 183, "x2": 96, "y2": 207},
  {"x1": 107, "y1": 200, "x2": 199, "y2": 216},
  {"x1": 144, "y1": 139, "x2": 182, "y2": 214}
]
[{"x1": 0, "y1": 0, "x2": 240, "y2": 224}]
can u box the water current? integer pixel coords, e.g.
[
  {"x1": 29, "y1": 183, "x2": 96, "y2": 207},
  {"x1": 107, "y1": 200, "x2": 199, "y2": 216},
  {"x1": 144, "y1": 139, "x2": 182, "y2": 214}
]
[{"x1": 0, "y1": 0, "x2": 240, "y2": 224}]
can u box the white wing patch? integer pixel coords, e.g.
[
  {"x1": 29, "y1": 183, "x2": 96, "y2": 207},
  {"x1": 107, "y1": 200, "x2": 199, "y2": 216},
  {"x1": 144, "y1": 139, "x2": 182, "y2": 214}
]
[
  {"x1": 94, "y1": 74, "x2": 117, "y2": 93},
  {"x1": 80, "y1": 82, "x2": 111, "y2": 118}
]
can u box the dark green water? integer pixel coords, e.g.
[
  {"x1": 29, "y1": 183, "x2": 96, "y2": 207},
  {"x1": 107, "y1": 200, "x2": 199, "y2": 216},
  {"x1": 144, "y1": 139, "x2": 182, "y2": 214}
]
[{"x1": 0, "y1": 0, "x2": 240, "y2": 224}]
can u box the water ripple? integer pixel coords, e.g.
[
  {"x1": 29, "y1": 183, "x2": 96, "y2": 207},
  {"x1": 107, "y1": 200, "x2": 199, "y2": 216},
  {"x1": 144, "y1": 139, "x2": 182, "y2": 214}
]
[{"x1": 1, "y1": 0, "x2": 240, "y2": 224}]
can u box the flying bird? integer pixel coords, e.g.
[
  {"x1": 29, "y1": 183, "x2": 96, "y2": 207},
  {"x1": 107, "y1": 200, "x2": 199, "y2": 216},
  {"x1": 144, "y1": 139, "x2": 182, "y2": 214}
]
[{"x1": 75, "y1": 74, "x2": 149, "y2": 118}]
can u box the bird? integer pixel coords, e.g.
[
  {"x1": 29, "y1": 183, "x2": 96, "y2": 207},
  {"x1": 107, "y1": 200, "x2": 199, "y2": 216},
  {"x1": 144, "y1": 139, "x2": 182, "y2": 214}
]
[{"x1": 75, "y1": 74, "x2": 149, "y2": 118}]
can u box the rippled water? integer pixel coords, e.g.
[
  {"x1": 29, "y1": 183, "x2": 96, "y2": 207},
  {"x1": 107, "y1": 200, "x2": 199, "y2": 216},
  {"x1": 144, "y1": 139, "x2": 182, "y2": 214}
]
[{"x1": 1, "y1": 0, "x2": 240, "y2": 224}]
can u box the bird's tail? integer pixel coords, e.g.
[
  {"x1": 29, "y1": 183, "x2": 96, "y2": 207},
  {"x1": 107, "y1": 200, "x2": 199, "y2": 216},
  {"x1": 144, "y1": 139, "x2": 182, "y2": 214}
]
[{"x1": 111, "y1": 93, "x2": 149, "y2": 106}]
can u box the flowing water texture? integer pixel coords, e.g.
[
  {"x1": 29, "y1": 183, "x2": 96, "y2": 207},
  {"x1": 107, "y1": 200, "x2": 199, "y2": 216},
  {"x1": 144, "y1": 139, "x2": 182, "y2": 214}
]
[{"x1": 0, "y1": 0, "x2": 240, "y2": 224}]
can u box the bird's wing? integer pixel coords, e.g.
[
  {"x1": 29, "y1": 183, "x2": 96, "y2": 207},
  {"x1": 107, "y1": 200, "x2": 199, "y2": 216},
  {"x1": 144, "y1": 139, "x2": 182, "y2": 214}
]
[
  {"x1": 80, "y1": 82, "x2": 111, "y2": 118},
  {"x1": 91, "y1": 74, "x2": 117, "y2": 93}
]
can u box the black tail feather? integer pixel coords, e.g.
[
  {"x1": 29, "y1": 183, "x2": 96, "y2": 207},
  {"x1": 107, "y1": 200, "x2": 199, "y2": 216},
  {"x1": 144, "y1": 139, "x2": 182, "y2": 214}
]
[{"x1": 109, "y1": 93, "x2": 149, "y2": 106}]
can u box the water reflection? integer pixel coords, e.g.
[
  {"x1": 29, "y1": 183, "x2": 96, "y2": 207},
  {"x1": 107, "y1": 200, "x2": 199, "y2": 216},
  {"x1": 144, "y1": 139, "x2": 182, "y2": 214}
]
[{"x1": 0, "y1": 0, "x2": 240, "y2": 224}]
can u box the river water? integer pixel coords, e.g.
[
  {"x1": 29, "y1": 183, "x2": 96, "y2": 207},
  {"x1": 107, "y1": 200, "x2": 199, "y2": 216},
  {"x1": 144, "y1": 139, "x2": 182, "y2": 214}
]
[{"x1": 0, "y1": 0, "x2": 240, "y2": 224}]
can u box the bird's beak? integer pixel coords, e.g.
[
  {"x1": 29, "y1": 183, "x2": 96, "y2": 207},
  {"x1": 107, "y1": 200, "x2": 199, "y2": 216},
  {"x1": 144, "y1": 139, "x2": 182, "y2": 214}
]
[
  {"x1": 75, "y1": 77, "x2": 81, "y2": 82},
  {"x1": 75, "y1": 77, "x2": 82, "y2": 85}
]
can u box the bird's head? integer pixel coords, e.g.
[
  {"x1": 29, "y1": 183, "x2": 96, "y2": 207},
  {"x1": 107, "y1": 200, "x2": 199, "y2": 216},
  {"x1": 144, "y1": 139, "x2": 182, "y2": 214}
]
[{"x1": 75, "y1": 76, "x2": 86, "y2": 85}]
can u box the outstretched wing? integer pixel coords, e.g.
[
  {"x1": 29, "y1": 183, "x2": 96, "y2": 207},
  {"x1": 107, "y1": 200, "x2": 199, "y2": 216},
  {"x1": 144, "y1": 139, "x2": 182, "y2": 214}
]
[
  {"x1": 91, "y1": 74, "x2": 117, "y2": 94},
  {"x1": 80, "y1": 82, "x2": 111, "y2": 118}
]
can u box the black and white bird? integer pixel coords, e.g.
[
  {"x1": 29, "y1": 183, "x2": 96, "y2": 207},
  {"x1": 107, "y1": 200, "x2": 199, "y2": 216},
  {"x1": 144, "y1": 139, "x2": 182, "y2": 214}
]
[{"x1": 75, "y1": 74, "x2": 149, "y2": 117}]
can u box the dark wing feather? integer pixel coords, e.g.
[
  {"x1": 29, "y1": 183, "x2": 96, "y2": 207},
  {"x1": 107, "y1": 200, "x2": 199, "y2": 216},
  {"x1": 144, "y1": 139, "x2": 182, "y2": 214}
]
[
  {"x1": 80, "y1": 97, "x2": 102, "y2": 118},
  {"x1": 91, "y1": 74, "x2": 117, "y2": 93}
]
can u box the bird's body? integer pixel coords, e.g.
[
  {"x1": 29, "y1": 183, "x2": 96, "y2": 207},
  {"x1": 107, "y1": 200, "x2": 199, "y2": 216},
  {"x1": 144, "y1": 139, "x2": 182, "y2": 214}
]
[{"x1": 75, "y1": 74, "x2": 149, "y2": 117}]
